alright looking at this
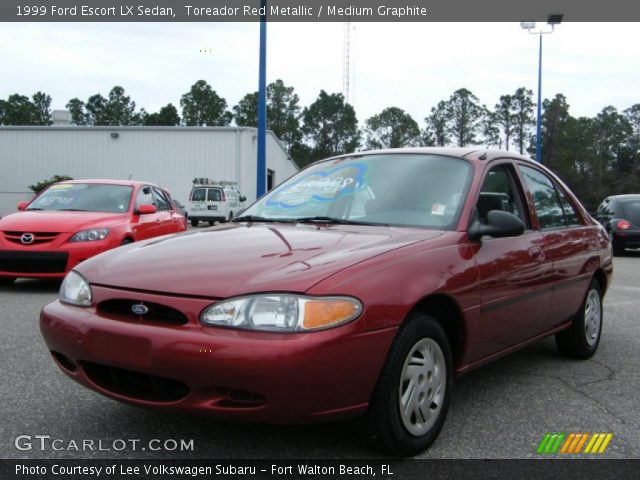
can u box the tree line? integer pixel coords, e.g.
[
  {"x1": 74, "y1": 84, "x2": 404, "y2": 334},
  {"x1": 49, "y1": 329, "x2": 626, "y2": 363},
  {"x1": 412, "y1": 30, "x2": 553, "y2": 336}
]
[{"x1": 1, "y1": 81, "x2": 638, "y2": 209}]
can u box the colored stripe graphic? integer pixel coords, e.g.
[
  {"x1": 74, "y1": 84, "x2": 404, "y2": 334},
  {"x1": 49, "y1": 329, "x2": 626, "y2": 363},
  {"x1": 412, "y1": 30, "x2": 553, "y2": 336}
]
[
  {"x1": 537, "y1": 433, "x2": 565, "y2": 454},
  {"x1": 541, "y1": 433, "x2": 613, "y2": 454},
  {"x1": 574, "y1": 433, "x2": 589, "y2": 453}
]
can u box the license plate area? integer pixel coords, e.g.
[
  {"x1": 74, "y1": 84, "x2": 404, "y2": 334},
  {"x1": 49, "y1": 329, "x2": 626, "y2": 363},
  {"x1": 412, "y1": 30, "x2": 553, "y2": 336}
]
[{"x1": 85, "y1": 330, "x2": 151, "y2": 369}]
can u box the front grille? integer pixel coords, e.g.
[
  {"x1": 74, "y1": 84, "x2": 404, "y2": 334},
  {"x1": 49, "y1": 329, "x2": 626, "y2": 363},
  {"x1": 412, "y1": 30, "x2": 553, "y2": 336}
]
[
  {"x1": 0, "y1": 251, "x2": 68, "y2": 273},
  {"x1": 3, "y1": 231, "x2": 60, "y2": 245},
  {"x1": 97, "y1": 299, "x2": 188, "y2": 325},
  {"x1": 81, "y1": 361, "x2": 189, "y2": 402}
]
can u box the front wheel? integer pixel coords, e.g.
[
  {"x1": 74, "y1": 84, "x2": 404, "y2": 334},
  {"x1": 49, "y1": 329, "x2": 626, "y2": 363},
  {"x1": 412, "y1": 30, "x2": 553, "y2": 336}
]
[
  {"x1": 364, "y1": 313, "x2": 452, "y2": 456},
  {"x1": 190, "y1": 219, "x2": 199, "y2": 228},
  {"x1": 556, "y1": 278, "x2": 603, "y2": 359}
]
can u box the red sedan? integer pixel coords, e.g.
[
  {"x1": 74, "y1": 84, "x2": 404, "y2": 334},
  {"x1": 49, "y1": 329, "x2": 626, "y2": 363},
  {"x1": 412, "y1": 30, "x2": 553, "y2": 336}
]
[
  {"x1": 39, "y1": 149, "x2": 612, "y2": 455},
  {"x1": 0, "y1": 179, "x2": 186, "y2": 284}
]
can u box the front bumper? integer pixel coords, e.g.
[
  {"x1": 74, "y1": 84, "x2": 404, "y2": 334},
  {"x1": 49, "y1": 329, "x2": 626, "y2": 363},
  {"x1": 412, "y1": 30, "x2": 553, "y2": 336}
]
[
  {"x1": 39, "y1": 287, "x2": 396, "y2": 423},
  {"x1": 0, "y1": 240, "x2": 116, "y2": 278},
  {"x1": 613, "y1": 230, "x2": 640, "y2": 248}
]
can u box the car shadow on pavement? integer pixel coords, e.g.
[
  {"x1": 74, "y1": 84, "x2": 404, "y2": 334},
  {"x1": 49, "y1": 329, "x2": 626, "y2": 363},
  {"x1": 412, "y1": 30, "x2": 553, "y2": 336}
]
[
  {"x1": 56, "y1": 339, "x2": 578, "y2": 459},
  {"x1": 6, "y1": 278, "x2": 62, "y2": 293}
]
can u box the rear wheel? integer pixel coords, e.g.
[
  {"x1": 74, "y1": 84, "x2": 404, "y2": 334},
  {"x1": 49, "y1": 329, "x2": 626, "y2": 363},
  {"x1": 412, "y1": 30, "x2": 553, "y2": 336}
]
[
  {"x1": 556, "y1": 278, "x2": 603, "y2": 359},
  {"x1": 191, "y1": 219, "x2": 199, "y2": 228},
  {"x1": 364, "y1": 313, "x2": 452, "y2": 456},
  {"x1": 120, "y1": 238, "x2": 133, "y2": 246},
  {"x1": 612, "y1": 238, "x2": 625, "y2": 256},
  {"x1": 208, "y1": 220, "x2": 215, "y2": 226},
  {"x1": 0, "y1": 277, "x2": 16, "y2": 287}
]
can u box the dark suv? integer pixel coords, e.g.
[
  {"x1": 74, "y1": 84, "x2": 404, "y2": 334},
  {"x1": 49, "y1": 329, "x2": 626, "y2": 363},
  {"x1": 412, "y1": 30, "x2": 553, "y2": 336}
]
[{"x1": 596, "y1": 194, "x2": 640, "y2": 255}]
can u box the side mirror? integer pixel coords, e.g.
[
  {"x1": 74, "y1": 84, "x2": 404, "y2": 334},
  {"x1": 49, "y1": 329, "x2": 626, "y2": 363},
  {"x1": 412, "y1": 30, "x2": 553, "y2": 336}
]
[
  {"x1": 240, "y1": 195, "x2": 247, "y2": 203},
  {"x1": 17, "y1": 201, "x2": 29, "y2": 211},
  {"x1": 468, "y1": 210, "x2": 525, "y2": 241},
  {"x1": 137, "y1": 204, "x2": 157, "y2": 215}
]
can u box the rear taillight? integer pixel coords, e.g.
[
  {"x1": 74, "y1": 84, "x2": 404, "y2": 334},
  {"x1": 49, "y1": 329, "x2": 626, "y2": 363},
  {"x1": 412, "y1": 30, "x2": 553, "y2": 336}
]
[{"x1": 617, "y1": 220, "x2": 631, "y2": 230}]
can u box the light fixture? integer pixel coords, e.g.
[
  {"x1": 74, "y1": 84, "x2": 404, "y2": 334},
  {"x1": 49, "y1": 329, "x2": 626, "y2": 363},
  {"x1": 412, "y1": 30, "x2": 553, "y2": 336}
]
[{"x1": 547, "y1": 14, "x2": 563, "y2": 25}]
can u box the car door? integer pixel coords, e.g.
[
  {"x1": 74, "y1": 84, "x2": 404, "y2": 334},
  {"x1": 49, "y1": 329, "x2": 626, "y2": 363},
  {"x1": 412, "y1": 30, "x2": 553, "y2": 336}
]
[
  {"x1": 470, "y1": 162, "x2": 552, "y2": 359},
  {"x1": 207, "y1": 187, "x2": 224, "y2": 217},
  {"x1": 158, "y1": 188, "x2": 185, "y2": 233},
  {"x1": 152, "y1": 187, "x2": 180, "y2": 234},
  {"x1": 595, "y1": 197, "x2": 613, "y2": 230},
  {"x1": 517, "y1": 164, "x2": 594, "y2": 330},
  {"x1": 132, "y1": 185, "x2": 162, "y2": 241}
]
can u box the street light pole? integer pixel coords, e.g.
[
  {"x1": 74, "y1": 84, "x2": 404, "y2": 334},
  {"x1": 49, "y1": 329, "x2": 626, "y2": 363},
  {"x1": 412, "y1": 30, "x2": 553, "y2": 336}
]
[
  {"x1": 256, "y1": 0, "x2": 267, "y2": 198},
  {"x1": 521, "y1": 15, "x2": 562, "y2": 163},
  {"x1": 536, "y1": 34, "x2": 543, "y2": 163}
]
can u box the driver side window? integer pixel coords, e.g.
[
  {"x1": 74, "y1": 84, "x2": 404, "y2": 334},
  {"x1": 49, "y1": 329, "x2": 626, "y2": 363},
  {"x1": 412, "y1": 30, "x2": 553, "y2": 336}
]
[
  {"x1": 476, "y1": 165, "x2": 528, "y2": 226},
  {"x1": 135, "y1": 186, "x2": 155, "y2": 209}
]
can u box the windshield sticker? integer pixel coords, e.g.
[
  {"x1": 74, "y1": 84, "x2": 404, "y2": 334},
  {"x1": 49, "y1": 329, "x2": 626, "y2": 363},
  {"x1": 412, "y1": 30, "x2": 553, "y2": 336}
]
[
  {"x1": 49, "y1": 184, "x2": 75, "y2": 190},
  {"x1": 38, "y1": 194, "x2": 76, "y2": 206},
  {"x1": 431, "y1": 203, "x2": 446, "y2": 216},
  {"x1": 266, "y1": 163, "x2": 368, "y2": 209}
]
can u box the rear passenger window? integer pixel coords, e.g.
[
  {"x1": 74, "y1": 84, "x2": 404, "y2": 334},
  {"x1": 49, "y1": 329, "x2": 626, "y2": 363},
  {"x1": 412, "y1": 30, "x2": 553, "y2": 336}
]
[
  {"x1": 207, "y1": 189, "x2": 222, "y2": 202},
  {"x1": 556, "y1": 188, "x2": 582, "y2": 226},
  {"x1": 191, "y1": 188, "x2": 206, "y2": 202},
  {"x1": 152, "y1": 187, "x2": 171, "y2": 211},
  {"x1": 519, "y1": 166, "x2": 566, "y2": 229}
]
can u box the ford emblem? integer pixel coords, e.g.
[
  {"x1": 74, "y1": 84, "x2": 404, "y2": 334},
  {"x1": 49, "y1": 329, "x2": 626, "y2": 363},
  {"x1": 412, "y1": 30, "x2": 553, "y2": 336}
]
[{"x1": 131, "y1": 303, "x2": 149, "y2": 315}]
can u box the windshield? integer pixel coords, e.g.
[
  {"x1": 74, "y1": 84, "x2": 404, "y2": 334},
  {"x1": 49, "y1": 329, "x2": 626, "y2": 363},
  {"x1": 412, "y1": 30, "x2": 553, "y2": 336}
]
[
  {"x1": 241, "y1": 154, "x2": 472, "y2": 229},
  {"x1": 618, "y1": 198, "x2": 640, "y2": 224},
  {"x1": 27, "y1": 183, "x2": 133, "y2": 213}
]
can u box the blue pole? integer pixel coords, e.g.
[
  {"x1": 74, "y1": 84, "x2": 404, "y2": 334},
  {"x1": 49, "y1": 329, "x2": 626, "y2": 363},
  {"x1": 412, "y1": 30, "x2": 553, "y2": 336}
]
[
  {"x1": 256, "y1": 0, "x2": 267, "y2": 197},
  {"x1": 535, "y1": 34, "x2": 543, "y2": 163}
]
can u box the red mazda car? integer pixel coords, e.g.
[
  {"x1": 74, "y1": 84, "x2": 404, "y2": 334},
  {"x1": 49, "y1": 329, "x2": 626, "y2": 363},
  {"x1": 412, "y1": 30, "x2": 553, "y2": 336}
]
[
  {"x1": 40, "y1": 149, "x2": 612, "y2": 455},
  {"x1": 0, "y1": 179, "x2": 186, "y2": 285}
]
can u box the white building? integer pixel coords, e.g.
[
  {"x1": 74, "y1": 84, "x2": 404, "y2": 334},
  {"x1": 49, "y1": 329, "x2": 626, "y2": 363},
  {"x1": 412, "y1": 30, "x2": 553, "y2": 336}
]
[{"x1": 0, "y1": 126, "x2": 298, "y2": 216}]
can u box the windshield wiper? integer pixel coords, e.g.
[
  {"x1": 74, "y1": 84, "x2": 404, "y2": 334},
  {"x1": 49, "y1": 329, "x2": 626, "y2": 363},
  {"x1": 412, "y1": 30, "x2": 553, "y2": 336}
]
[
  {"x1": 233, "y1": 215, "x2": 293, "y2": 223},
  {"x1": 58, "y1": 208, "x2": 89, "y2": 212},
  {"x1": 293, "y1": 216, "x2": 389, "y2": 226},
  {"x1": 25, "y1": 208, "x2": 43, "y2": 211}
]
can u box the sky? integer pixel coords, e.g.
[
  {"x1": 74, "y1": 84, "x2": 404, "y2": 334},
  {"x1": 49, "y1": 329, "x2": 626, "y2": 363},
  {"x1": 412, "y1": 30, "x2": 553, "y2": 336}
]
[{"x1": 2, "y1": 22, "x2": 639, "y2": 126}]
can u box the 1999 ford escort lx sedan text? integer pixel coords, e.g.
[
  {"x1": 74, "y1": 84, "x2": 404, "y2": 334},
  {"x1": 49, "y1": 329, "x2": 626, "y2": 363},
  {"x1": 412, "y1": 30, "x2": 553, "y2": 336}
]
[{"x1": 40, "y1": 148, "x2": 612, "y2": 455}]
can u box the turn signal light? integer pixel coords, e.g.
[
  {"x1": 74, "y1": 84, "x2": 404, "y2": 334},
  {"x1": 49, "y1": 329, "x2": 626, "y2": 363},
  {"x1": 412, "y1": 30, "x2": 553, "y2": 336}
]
[{"x1": 303, "y1": 300, "x2": 360, "y2": 329}]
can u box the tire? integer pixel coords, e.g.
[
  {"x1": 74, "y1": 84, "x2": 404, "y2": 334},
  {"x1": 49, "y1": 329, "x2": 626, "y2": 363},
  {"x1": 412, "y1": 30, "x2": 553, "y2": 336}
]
[
  {"x1": 208, "y1": 220, "x2": 214, "y2": 226},
  {"x1": 191, "y1": 219, "x2": 199, "y2": 228},
  {"x1": 120, "y1": 238, "x2": 133, "y2": 246},
  {"x1": 364, "y1": 312, "x2": 453, "y2": 456},
  {"x1": 0, "y1": 277, "x2": 16, "y2": 287},
  {"x1": 612, "y1": 239, "x2": 625, "y2": 256},
  {"x1": 228, "y1": 212, "x2": 234, "y2": 222},
  {"x1": 556, "y1": 278, "x2": 603, "y2": 359}
]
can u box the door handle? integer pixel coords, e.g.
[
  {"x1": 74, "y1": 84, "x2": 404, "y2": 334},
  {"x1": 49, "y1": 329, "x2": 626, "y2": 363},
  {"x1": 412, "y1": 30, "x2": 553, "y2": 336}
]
[{"x1": 529, "y1": 247, "x2": 544, "y2": 260}]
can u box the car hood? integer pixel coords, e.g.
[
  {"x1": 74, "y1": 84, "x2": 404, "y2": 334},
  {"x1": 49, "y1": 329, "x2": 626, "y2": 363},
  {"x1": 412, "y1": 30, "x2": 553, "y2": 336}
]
[
  {"x1": 0, "y1": 211, "x2": 129, "y2": 233},
  {"x1": 77, "y1": 223, "x2": 444, "y2": 298}
]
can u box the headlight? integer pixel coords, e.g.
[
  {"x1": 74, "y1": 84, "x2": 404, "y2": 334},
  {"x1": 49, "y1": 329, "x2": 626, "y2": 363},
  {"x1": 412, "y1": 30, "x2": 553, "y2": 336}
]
[
  {"x1": 200, "y1": 295, "x2": 362, "y2": 332},
  {"x1": 70, "y1": 228, "x2": 110, "y2": 242},
  {"x1": 59, "y1": 271, "x2": 92, "y2": 307}
]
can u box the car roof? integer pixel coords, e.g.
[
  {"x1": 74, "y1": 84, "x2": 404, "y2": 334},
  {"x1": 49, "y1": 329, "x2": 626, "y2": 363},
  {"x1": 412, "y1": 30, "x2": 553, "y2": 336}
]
[
  {"x1": 323, "y1": 147, "x2": 536, "y2": 165},
  {"x1": 58, "y1": 179, "x2": 156, "y2": 187},
  {"x1": 607, "y1": 194, "x2": 640, "y2": 201}
]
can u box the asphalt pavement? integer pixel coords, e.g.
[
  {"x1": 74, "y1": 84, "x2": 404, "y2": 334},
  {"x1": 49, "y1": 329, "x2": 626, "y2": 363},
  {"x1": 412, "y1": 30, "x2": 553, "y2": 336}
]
[{"x1": 1, "y1": 254, "x2": 639, "y2": 459}]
